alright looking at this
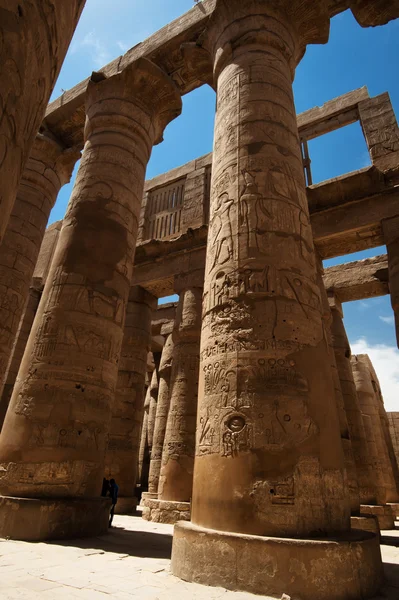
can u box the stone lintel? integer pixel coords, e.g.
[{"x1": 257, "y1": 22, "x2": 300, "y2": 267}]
[{"x1": 324, "y1": 255, "x2": 389, "y2": 303}]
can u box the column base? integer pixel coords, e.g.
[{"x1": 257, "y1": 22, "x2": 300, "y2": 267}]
[
  {"x1": 351, "y1": 515, "x2": 380, "y2": 536},
  {"x1": 142, "y1": 498, "x2": 190, "y2": 524},
  {"x1": 171, "y1": 522, "x2": 383, "y2": 600},
  {"x1": 360, "y1": 504, "x2": 395, "y2": 530},
  {"x1": 0, "y1": 495, "x2": 111, "y2": 541},
  {"x1": 140, "y1": 491, "x2": 157, "y2": 506},
  {"x1": 387, "y1": 502, "x2": 399, "y2": 519},
  {"x1": 114, "y1": 496, "x2": 138, "y2": 515}
]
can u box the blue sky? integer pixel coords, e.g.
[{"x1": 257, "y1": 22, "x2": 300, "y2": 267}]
[{"x1": 49, "y1": 2, "x2": 399, "y2": 409}]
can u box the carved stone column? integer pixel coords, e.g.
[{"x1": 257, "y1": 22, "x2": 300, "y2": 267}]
[
  {"x1": 104, "y1": 286, "x2": 156, "y2": 514},
  {"x1": 140, "y1": 368, "x2": 159, "y2": 506},
  {"x1": 0, "y1": 133, "x2": 80, "y2": 395},
  {"x1": 352, "y1": 354, "x2": 397, "y2": 529},
  {"x1": 316, "y1": 260, "x2": 359, "y2": 515},
  {"x1": 171, "y1": 2, "x2": 382, "y2": 597},
  {"x1": 145, "y1": 271, "x2": 203, "y2": 523},
  {"x1": 146, "y1": 329, "x2": 174, "y2": 499},
  {"x1": 0, "y1": 1, "x2": 86, "y2": 242},
  {"x1": 0, "y1": 287, "x2": 41, "y2": 431},
  {"x1": 329, "y1": 295, "x2": 376, "y2": 505},
  {"x1": 0, "y1": 59, "x2": 181, "y2": 541},
  {"x1": 382, "y1": 216, "x2": 399, "y2": 347}
]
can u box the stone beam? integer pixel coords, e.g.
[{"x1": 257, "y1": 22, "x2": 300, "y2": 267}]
[
  {"x1": 310, "y1": 167, "x2": 399, "y2": 258},
  {"x1": 323, "y1": 255, "x2": 389, "y2": 303}
]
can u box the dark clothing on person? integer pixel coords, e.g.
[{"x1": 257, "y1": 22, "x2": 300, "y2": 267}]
[{"x1": 109, "y1": 479, "x2": 119, "y2": 527}]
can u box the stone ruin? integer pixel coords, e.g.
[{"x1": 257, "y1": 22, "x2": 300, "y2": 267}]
[{"x1": 1, "y1": 1, "x2": 399, "y2": 599}]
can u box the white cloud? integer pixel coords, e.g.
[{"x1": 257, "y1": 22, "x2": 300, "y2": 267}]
[
  {"x1": 116, "y1": 40, "x2": 130, "y2": 53},
  {"x1": 359, "y1": 301, "x2": 371, "y2": 310},
  {"x1": 71, "y1": 31, "x2": 111, "y2": 68},
  {"x1": 350, "y1": 337, "x2": 399, "y2": 412},
  {"x1": 379, "y1": 315, "x2": 395, "y2": 325}
]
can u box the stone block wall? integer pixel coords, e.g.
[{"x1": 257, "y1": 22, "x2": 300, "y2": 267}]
[{"x1": 387, "y1": 412, "x2": 399, "y2": 466}]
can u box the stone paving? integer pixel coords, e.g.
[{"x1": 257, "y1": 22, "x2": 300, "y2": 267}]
[{"x1": 0, "y1": 512, "x2": 398, "y2": 600}]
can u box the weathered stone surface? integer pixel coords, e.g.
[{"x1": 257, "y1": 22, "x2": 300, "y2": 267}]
[
  {"x1": 382, "y1": 216, "x2": 399, "y2": 346},
  {"x1": 0, "y1": 495, "x2": 110, "y2": 542},
  {"x1": 147, "y1": 369, "x2": 159, "y2": 455},
  {"x1": 329, "y1": 295, "x2": 376, "y2": 505},
  {"x1": 157, "y1": 272, "x2": 203, "y2": 511},
  {"x1": 360, "y1": 504, "x2": 395, "y2": 531},
  {"x1": 147, "y1": 333, "x2": 174, "y2": 496},
  {"x1": 142, "y1": 498, "x2": 190, "y2": 524},
  {"x1": 0, "y1": 133, "x2": 80, "y2": 395},
  {"x1": 0, "y1": 1, "x2": 86, "y2": 242},
  {"x1": 104, "y1": 286, "x2": 156, "y2": 511},
  {"x1": 0, "y1": 287, "x2": 41, "y2": 431},
  {"x1": 387, "y1": 412, "x2": 399, "y2": 469},
  {"x1": 324, "y1": 255, "x2": 389, "y2": 302},
  {"x1": 191, "y1": 0, "x2": 349, "y2": 540},
  {"x1": 351, "y1": 515, "x2": 380, "y2": 536},
  {"x1": 172, "y1": 521, "x2": 383, "y2": 600},
  {"x1": 352, "y1": 355, "x2": 399, "y2": 505},
  {"x1": 0, "y1": 59, "x2": 181, "y2": 521}
]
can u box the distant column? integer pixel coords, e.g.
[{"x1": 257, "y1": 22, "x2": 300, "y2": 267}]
[
  {"x1": 0, "y1": 1, "x2": 86, "y2": 242},
  {"x1": 0, "y1": 133, "x2": 80, "y2": 395},
  {"x1": 352, "y1": 354, "x2": 397, "y2": 529},
  {"x1": 382, "y1": 216, "x2": 399, "y2": 347},
  {"x1": 146, "y1": 329, "x2": 174, "y2": 498},
  {"x1": 104, "y1": 286, "x2": 156, "y2": 514},
  {"x1": 0, "y1": 58, "x2": 181, "y2": 541},
  {"x1": 329, "y1": 294, "x2": 376, "y2": 505},
  {"x1": 145, "y1": 271, "x2": 203, "y2": 523}
]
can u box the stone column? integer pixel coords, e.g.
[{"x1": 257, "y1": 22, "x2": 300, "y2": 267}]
[
  {"x1": 316, "y1": 261, "x2": 359, "y2": 515},
  {"x1": 141, "y1": 365, "x2": 160, "y2": 505},
  {"x1": 0, "y1": 287, "x2": 41, "y2": 431},
  {"x1": 104, "y1": 286, "x2": 156, "y2": 514},
  {"x1": 0, "y1": 58, "x2": 181, "y2": 542},
  {"x1": 0, "y1": 1, "x2": 86, "y2": 242},
  {"x1": 0, "y1": 133, "x2": 80, "y2": 394},
  {"x1": 172, "y1": 2, "x2": 382, "y2": 597},
  {"x1": 329, "y1": 294, "x2": 376, "y2": 505},
  {"x1": 146, "y1": 329, "x2": 174, "y2": 499},
  {"x1": 145, "y1": 271, "x2": 203, "y2": 523},
  {"x1": 382, "y1": 216, "x2": 399, "y2": 347},
  {"x1": 352, "y1": 354, "x2": 397, "y2": 529}
]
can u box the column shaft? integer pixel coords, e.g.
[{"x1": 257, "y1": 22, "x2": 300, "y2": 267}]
[
  {"x1": 158, "y1": 282, "x2": 203, "y2": 503},
  {"x1": 329, "y1": 299, "x2": 376, "y2": 504},
  {"x1": 0, "y1": 134, "x2": 80, "y2": 393},
  {"x1": 0, "y1": 1, "x2": 86, "y2": 241},
  {"x1": 0, "y1": 59, "x2": 181, "y2": 504},
  {"x1": 352, "y1": 355, "x2": 399, "y2": 504},
  {"x1": 382, "y1": 216, "x2": 399, "y2": 346},
  {"x1": 147, "y1": 331, "x2": 174, "y2": 495},
  {"x1": 0, "y1": 287, "x2": 41, "y2": 430},
  {"x1": 104, "y1": 286, "x2": 156, "y2": 511},
  {"x1": 192, "y1": 1, "x2": 348, "y2": 538}
]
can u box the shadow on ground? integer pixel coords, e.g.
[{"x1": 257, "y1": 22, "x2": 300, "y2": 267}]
[{"x1": 48, "y1": 515, "x2": 173, "y2": 559}]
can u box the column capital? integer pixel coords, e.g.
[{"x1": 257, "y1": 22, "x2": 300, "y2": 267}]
[
  {"x1": 173, "y1": 269, "x2": 205, "y2": 294},
  {"x1": 205, "y1": 0, "x2": 330, "y2": 78},
  {"x1": 86, "y1": 58, "x2": 182, "y2": 145},
  {"x1": 327, "y1": 290, "x2": 343, "y2": 318},
  {"x1": 128, "y1": 285, "x2": 157, "y2": 310},
  {"x1": 158, "y1": 331, "x2": 174, "y2": 375},
  {"x1": 382, "y1": 215, "x2": 399, "y2": 245},
  {"x1": 29, "y1": 132, "x2": 81, "y2": 188}
]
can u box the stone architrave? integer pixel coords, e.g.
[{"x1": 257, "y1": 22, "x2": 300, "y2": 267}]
[
  {"x1": 104, "y1": 286, "x2": 156, "y2": 514},
  {"x1": 0, "y1": 59, "x2": 181, "y2": 542},
  {"x1": 0, "y1": 287, "x2": 41, "y2": 431},
  {"x1": 0, "y1": 133, "x2": 80, "y2": 395},
  {"x1": 329, "y1": 294, "x2": 376, "y2": 505},
  {"x1": 316, "y1": 259, "x2": 359, "y2": 514},
  {"x1": 0, "y1": 1, "x2": 86, "y2": 242},
  {"x1": 145, "y1": 271, "x2": 203, "y2": 523},
  {"x1": 147, "y1": 328, "x2": 174, "y2": 498},
  {"x1": 171, "y1": 2, "x2": 382, "y2": 598},
  {"x1": 382, "y1": 216, "x2": 399, "y2": 347}
]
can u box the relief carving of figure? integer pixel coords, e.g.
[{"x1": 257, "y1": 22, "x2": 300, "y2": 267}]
[{"x1": 211, "y1": 193, "x2": 234, "y2": 270}]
